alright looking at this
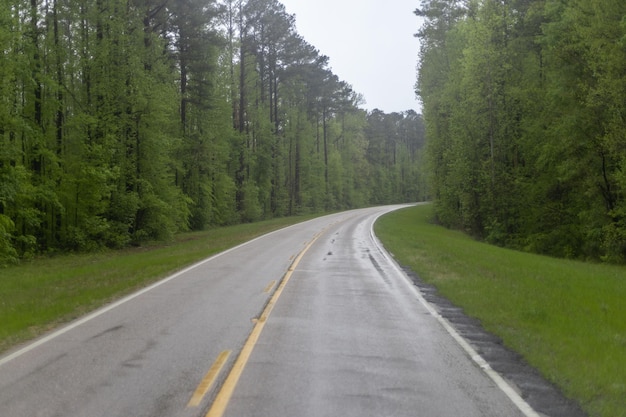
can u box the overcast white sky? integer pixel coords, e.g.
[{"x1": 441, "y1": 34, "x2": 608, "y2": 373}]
[{"x1": 278, "y1": 0, "x2": 422, "y2": 114}]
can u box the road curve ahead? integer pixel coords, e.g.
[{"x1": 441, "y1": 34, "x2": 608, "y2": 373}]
[{"x1": 0, "y1": 205, "x2": 532, "y2": 417}]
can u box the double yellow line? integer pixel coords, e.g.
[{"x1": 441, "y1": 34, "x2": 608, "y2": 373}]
[
  {"x1": 188, "y1": 231, "x2": 323, "y2": 417},
  {"x1": 187, "y1": 350, "x2": 231, "y2": 408}
]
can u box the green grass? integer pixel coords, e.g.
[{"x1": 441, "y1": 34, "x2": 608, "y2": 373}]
[
  {"x1": 375, "y1": 204, "x2": 626, "y2": 417},
  {"x1": 0, "y1": 215, "x2": 317, "y2": 354}
]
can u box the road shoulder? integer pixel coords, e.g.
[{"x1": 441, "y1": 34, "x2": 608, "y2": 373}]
[{"x1": 401, "y1": 267, "x2": 587, "y2": 417}]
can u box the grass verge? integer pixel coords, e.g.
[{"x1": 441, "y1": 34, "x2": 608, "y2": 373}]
[
  {"x1": 375, "y1": 204, "x2": 626, "y2": 417},
  {"x1": 0, "y1": 214, "x2": 318, "y2": 355}
]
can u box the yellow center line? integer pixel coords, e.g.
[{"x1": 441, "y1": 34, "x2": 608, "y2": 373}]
[
  {"x1": 205, "y1": 231, "x2": 324, "y2": 417},
  {"x1": 187, "y1": 350, "x2": 232, "y2": 408},
  {"x1": 263, "y1": 280, "x2": 277, "y2": 293}
]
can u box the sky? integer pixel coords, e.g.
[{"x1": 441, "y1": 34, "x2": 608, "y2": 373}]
[{"x1": 278, "y1": 0, "x2": 422, "y2": 114}]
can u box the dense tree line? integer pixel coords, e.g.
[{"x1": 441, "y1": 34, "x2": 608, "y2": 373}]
[
  {"x1": 417, "y1": 0, "x2": 626, "y2": 262},
  {"x1": 0, "y1": 0, "x2": 424, "y2": 265}
]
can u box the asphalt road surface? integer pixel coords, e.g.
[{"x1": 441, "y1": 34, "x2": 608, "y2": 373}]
[{"x1": 1, "y1": 205, "x2": 551, "y2": 417}]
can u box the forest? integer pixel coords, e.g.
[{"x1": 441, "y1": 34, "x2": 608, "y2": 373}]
[
  {"x1": 417, "y1": 0, "x2": 626, "y2": 263},
  {"x1": 0, "y1": 0, "x2": 425, "y2": 265}
]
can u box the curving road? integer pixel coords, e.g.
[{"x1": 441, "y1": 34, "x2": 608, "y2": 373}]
[{"x1": 0, "y1": 205, "x2": 535, "y2": 417}]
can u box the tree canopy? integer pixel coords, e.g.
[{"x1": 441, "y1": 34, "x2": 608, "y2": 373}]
[
  {"x1": 417, "y1": 0, "x2": 626, "y2": 262},
  {"x1": 0, "y1": 0, "x2": 425, "y2": 265}
]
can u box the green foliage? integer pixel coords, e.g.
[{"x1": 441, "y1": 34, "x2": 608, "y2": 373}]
[
  {"x1": 417, "y1": 0, "x2": 626, "y2": 262},
  {"x1": 0, "y1": 0, "x2": 426, "y2": 262},
  {"x1": 0, "y1": 214, "x2": 16, "y2": 266}
]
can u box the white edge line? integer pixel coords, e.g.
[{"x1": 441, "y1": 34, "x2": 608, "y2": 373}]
[
  {"x1": 369, "y1": 207, "x2": 542, "y2": 417},
  {"x1": 0, "y1": 219, "x2": 321, "y2": 368}
]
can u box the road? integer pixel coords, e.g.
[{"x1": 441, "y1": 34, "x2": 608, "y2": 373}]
[{"x1": 0, "y1": 205, "x2": 535, "y2": 417}]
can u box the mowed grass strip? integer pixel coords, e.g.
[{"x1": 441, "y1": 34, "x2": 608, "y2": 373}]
[
  {"x1": 0, "y1": 215, "x2": 317, "y2": 355},
  {"x1": 375, "y1": 204, "x2": 626, "y2": 417}
]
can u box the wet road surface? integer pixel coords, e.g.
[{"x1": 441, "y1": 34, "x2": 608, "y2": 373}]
[{"x1": 0, "y1": 205, "x2": 582, "y2": 416}]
